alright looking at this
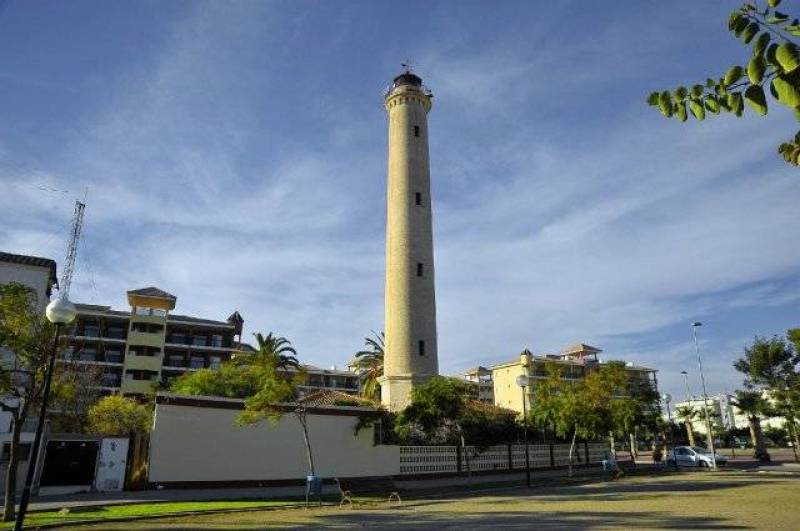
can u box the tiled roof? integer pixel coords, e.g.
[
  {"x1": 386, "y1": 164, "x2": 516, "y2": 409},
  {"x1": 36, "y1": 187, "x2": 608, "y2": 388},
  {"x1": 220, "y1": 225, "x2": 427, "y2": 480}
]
[
  {"x1": 561, "y1": 343, "x2": 602, "y2": 354},
  {"x1": 297, "y1": 390, "x2": 378, "y2": 409},
  {"x1": 0, "y1": 251, "x2": 58, "y2": 287},
  {"x1": 127, "y1": 286, "x2": 176, "y2": 299}
]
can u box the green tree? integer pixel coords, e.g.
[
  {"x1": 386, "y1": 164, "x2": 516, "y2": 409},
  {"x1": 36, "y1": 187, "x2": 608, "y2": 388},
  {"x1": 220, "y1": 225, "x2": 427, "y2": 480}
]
[
  {"x1": 353, "y1": 331, "x2": 384, "y2": 400},
  {"x1": 734, "y1": 334, "x2": 800, "y2": 458},
  {"x1": 241, "y1": 332, "x2": 300, "y2": 372},
  {"x1": 170, "y1": 362, "x2": 258, "y2": 399},
  {"x1": 48, "y1": 361, "x2": 105, "y2": 433},
  {"x1": 234, "y1": 334, "x2": 317, "y2": 475},
  {"x1": 0, "y1": 283, "x2": 56, "y2": 521},
  {"x1": 731, "y1": 389, "x2": 772, "y2": 461},
  {"x1": 647, "y1": 0, "x2": 800, "y2": 166},
  {"x1": 530, "y1": 363, "x2": 622, "y2": 476},
  {"x1": 675, "y1": 406, "x2": 700, "y2": 446},
  {"x1": 394, "y1": 376, "x2": 472, "y2": 445},
  {"x1": 86, "y1": 395, "x2": 152, "y2": 436}
]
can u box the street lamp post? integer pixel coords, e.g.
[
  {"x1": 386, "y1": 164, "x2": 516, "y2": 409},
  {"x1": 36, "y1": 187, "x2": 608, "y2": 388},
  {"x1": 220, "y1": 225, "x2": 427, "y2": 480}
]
[
  {"x1": 14, "y1": 297, "x2": 76, "y2": 531},
  {"x1": 662, "y1": 393, "x2": 673, "y2": 451},
  {"x1": 691, "y1": 322, "x2": 717, "y2": 469},
  {"x1": 680, "y1": 370, "x2": 691, "y2": 400},
  {"x1": 516, "y1": 375, "x2": 531, "y2": 488}
]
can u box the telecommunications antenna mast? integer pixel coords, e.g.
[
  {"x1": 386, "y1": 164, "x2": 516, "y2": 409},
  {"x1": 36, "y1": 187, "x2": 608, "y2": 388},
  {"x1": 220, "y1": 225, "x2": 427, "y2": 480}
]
[{"x1": 58, "y1": 200, "x2": 85, "y2": 300}]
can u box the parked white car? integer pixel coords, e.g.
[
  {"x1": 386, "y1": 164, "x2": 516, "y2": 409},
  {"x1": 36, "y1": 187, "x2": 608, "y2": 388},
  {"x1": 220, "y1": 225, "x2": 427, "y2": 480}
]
[{"x1": 667, "y1": 446, "x2": 728, "y2": 468}]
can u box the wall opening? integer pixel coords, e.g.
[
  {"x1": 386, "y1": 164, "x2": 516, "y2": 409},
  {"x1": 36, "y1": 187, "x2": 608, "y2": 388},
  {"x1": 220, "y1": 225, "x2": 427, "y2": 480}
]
[{"x1": 418, "y1": 340, "x2": 425, "y2": 356}]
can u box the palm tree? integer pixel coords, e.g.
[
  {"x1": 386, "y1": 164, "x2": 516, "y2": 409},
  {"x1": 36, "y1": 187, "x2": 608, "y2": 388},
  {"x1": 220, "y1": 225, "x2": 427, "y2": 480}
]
[
  {"x1": 731, "y1": 390, "x2": 771, "y2": 462},
  {"x1": 354, "y1": 331, "x2": 384, "y2": 400},
  {"x1": 245, "y1": 332, "x2": 300, "y2": 372},
  {"x1": 675, "y1": 406, "x2": 699, "y2": 446}
]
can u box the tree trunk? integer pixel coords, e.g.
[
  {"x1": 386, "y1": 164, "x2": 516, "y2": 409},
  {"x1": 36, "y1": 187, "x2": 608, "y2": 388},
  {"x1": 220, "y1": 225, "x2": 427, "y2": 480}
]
[
  {"x1": 629, "y1": 432, "x2": 638, "y2": 461},
  {"x1": 3, "y1": 410, "x2": 21, "y2": 522},
  {"x1": 626, "y1": 434, "x2": 637, "y2": 468},
  {"x1": 568, "y1": 428, "x2": 578, "y2": 477},
  {"x1": 685, "y1": 421, "x2": 695, "y2": 446},
  {"x1": 295, "y1": 411, "x2": 315, "y2": 476},
  {"x1": 749, "y1": 417, "x2": 770, "y2": 462},
  {"x1": 608, "y1": 434, "x2": 616, "y2": 458},
  {"x1": 788, "y1": 420, "x2": 799, "y2": 463}
]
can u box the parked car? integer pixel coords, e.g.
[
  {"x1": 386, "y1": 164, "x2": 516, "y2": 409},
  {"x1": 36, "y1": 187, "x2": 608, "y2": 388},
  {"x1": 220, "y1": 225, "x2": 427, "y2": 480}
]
[{"x1": 666, "y1": 446, "x2": 728, "y2": 468}]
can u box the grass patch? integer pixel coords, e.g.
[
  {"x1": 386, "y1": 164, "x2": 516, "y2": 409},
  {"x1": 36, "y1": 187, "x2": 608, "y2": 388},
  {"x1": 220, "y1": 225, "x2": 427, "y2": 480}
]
[{"x1": 0, "y1": 500, "x2": 297, "y2": 529}]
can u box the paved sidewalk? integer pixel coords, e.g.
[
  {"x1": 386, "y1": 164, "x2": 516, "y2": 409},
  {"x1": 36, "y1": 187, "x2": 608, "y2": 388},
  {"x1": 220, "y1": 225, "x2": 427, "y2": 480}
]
[{"x1": 26, "y1": 465, "x2": 614, "y2": 512}]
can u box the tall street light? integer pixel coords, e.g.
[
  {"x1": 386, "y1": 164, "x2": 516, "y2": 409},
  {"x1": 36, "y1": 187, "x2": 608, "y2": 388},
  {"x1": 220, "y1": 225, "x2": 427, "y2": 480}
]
[
  {"x1": 691, "y1": 322, "x2": 717, "y2": 469},
  {"x1": 15, "y1": 297, "x2": 76, "y2": 531},
  {"x1": 680, "y1": 370, "x2": 691, "y2": 400},
  {"x1": 516, "y1": 374, "x2": 531, "y2": 488},
  {"x1": 662, "y1": 393, "x2": 674, "y2": 451}
]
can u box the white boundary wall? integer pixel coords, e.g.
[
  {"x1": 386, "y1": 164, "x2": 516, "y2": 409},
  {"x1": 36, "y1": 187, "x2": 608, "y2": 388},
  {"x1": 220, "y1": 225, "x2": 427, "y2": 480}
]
[{"x1": 148, "y1": 400, "x2": 399, "y2": 484}]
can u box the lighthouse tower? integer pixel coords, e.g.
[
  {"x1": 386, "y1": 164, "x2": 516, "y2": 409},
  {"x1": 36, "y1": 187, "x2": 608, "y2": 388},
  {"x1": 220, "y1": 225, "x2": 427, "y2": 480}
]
[{"x1": 379, "y1": 69, "x2": 439, "y2": 411}]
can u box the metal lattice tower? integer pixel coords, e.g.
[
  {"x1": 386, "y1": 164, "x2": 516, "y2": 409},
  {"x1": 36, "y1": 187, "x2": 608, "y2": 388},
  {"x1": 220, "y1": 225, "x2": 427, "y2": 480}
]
[{"x1": 58, "y1": 200, "x2": 85, "y2": 300}]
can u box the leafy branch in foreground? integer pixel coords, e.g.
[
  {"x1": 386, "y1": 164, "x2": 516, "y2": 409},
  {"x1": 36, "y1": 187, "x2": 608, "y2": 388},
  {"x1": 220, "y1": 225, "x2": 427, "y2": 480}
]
[{"x1": 647, "y1": 0, "x2": 800, "y2": 166}]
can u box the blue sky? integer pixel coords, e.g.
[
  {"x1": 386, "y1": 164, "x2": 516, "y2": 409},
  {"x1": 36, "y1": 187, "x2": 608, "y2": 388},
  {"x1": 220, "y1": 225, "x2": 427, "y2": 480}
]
[{"x1": 2, "y1": 1, "x2": 799, "y2": 402}]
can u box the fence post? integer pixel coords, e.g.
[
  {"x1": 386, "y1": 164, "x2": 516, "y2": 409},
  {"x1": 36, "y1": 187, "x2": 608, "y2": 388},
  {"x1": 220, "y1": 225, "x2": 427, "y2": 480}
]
[
  {"x1": 507, "y1": 443, "x2": 513, "y2": 471},
  {"x1": 456, "y1": 445, "x2": 462, "y2": 474},
  {"x1": 584, "y1": 441, "x2": 590, "y2": 465},
  {"x1": 549, "y1": 443, "x2": 555, "y2": 468}
]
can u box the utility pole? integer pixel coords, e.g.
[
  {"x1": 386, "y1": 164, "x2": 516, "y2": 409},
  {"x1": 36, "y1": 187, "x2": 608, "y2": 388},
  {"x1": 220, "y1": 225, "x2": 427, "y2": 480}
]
[{"x1": 15, "y1": 200, "x2": 84, "y2": 531}]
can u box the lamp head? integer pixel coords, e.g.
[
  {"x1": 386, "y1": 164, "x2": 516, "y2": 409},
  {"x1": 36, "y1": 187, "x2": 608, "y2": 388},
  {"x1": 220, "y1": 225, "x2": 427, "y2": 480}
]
[
  {"x1": 662, "y1": 393, "x2": 672, "y2": 403},
  {"x1": 515, "y1": 375, "x2": 529, "y2": 388},
  {"x1": 46, "y1": 297, "x2": 77, "y2": 325},
  {"x1": 681, "y1": 370, "x2": 688, "y2": 375},
  {"x1": 692, "y1": 321, "x2": 702, "y2": 327}
]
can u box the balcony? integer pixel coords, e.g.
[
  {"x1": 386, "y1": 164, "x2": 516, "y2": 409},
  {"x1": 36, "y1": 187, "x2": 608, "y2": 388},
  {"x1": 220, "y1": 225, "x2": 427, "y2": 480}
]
[
  {"x1": 125, "y1": 352, "x2": 163, "y2": 372},
  {"x1": 120, "y1": 377, "x2": 156, "y2": 394},
  {"x1": 127, "y1": 330, "x2": 165, "y2": 348}
]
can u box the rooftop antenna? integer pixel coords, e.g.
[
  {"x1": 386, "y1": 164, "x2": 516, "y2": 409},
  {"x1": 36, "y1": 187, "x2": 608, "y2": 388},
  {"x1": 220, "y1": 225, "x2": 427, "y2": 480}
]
[
  {"x1": 401, "y1": 60, "x2": 414, "y2": 73},
  {"x1": 58, "y1": 200, "x2": 86, "y2": 300}
]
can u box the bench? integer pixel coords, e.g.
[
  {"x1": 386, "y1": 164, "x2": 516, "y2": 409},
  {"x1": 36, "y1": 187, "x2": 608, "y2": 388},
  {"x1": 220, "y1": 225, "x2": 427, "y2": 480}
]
[{"x1": 334, "y1": 477, "x2": 402, "y2": 507}]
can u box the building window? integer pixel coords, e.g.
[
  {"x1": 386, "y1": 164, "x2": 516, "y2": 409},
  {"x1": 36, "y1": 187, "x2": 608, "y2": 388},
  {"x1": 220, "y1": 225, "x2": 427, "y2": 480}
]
[
  {"x1": 209, "y1": 356, "x2": 221, "y2": 370},
  {"x1": 415, "y1": 192, "x2": 422, "y2": 206},
  {"x1": 211, "y1": 334, "x2": 223, "y2": 347},
  {"x1": 189, "y1": 356, "x2": 205, "y2": 369},
  {"x1": 192, "y1": 335, "x2": 208, "y2": 347},
  {"x1": 414, "y1": 125, "x2": 420, "y2": 137},
  {"x1": 418, "y1": 340, "x2": 425, "y2": 356},
  {"x1": 417, "y1": 263, "x2": 424, "y2": 277},
  {"x1": 131, "y1": 322, "x2": 164, "y2": 334},
  {"x1": 104, "y1": 349, "x2": 122, "y2": 364}
]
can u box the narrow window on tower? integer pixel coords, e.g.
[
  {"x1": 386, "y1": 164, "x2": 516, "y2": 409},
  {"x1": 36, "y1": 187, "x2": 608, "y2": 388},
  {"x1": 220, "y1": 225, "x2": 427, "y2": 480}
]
[
  {"x1": 415, "y1": 192, "x2": 422, "y2": 206},
  {"x1": 418, "y1": 340, "x2": 425, "y2": 356},
  {"x1": 417, "y1": 262, "x2": 424, "y2": 277},
  {"x1": 414, "y1": 125, "x2": 420, "y2": 137}
]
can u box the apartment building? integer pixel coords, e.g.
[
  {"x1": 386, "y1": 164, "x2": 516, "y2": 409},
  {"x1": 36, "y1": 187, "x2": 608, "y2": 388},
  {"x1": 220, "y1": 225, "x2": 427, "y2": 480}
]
[
  {"x1": 491, "y1": 343, "x2": 658, "y2": 414},
  {"x1": 461, "y1": 366, "x2": 494, "y2": 403},
  {"x1": 63, "y1": 287, "x2": 241, "y2": 395}
]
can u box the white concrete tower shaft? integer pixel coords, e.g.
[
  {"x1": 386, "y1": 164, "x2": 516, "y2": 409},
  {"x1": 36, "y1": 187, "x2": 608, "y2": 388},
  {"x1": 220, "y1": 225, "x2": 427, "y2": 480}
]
[{"x1": 380, "y1": 71, "x2": 438, "y2": 411}]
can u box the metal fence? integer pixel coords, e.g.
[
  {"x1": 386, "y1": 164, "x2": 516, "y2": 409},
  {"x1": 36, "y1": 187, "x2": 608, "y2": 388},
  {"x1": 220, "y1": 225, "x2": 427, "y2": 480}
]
[{"x1": 399, "y1": 442, "x2": 610, "y2": 475}]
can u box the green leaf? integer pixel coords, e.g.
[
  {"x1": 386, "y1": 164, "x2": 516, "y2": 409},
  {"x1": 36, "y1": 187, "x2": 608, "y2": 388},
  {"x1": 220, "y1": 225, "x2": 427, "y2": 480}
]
[
  {"x1": 688, "y1": 98, "x2": 705, "y2": 120},
  {"x1": 706, "y1": 77, "x2": 716, "y2": 88},
  {"x1": 646, "y1": 92, "x2": 659, "y2": 105},
  {"x1": 690, "y1": 84, "x2": 704, "y2": 98},
  {"x1": 729, "y1": 13, "x2": 744, "y2": 31},
  {"x1": 772, "y1": 75, "x2": 800, "y2": 106},
  {"x1": 753, "y1": 32, "x2": 771, "y2": 56},
  {"x1": 788, "y1": 26, "x2": 800, "y2": 37},
  {"x1": 768, "y1": 0, "x2": 781, "y2": 8},
  {"x1": 776, "y1": 42, "x2": 800, "y2": 73},
  {"x1": 728, "y1": 92, "x2": 744, "y2": 116},
  {"x1": 704, "y1": 95, "x2": 720, "y2": 114},
  {"x1": 734, "y1": 17, "x2": 750, "y2": 37},
  {"x1": 718, "y1": 97, "x2": 732, "y2": 112},
  {"x1": 675, "y1": 101, "x2": 687, "y2": 122},
  {"x1": 744, "y1": 85, "x2": 768, "y2": 115},
  {"x1": 748, "y1": 55, "x2": 767, "y2": 84},
  {"x1": 724, "y1": 65, "x2": 744, "y2": 86},
  {"x1": 767, "y1": 11, "x2": 789, "y2": 23},
  {"x1": 658, "y1": 91, "x2": 673, "y2": 117},
  {"x1": 794, "y1": 107, "x2": 800, "y2": 121},
  {"x1": 674, "y1": 86, "x2": 688, "y2": 100},
  {"x1": 742, "y1": 22, "x2": 759, "y2": 44},
  {"x1": 766, "y1": 43, "x2": 780, "y2": 67}
]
